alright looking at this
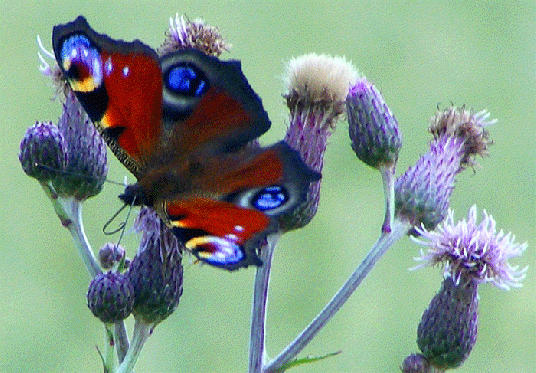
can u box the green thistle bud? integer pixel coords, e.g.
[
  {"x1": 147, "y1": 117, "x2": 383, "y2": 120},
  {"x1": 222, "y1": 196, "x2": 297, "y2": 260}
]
[{"x1": 87, "y1": 271, "x2": 135, "y2": 324}]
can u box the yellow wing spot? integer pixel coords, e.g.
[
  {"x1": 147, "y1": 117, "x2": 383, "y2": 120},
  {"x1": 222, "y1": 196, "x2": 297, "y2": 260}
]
[
  {"x1": 62, "y1": 59, "x2": 72, "y2": 72},
  {"x1": 196, "y1": 251, "x2": 213, "y2": 260},
  {"x1": 185, "y1": 236, "x2": 210, "y2": 250},
  {"x1": 70, "y1": 77, "x2": 98, "y2": 93},
  {"x1": 100, "y1": 112, "x2": 113, "y2": 128},
  {"x1": 169, "y1": 219, "x2": 187, "y2": 228}
]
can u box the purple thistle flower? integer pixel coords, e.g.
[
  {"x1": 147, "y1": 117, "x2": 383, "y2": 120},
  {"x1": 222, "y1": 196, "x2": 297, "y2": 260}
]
[
  {"x1": 127, "y1": 208, "x2": 183, "y2": 327},
  {"x1": 158, "y1": 14, "x2": 231, "y2": 57},
  {"x1": 395, "y1": 106, "x2": 494, "y2": 232},
  {"x1": 408, "y1": 205, "x2": 527, "y2": 370},
  {"x1": 283, "y1": 54, "x2": 357, "y2": 229},
  {"x1": 412, "y1": 205, "x2": 527, "y2": 289}
]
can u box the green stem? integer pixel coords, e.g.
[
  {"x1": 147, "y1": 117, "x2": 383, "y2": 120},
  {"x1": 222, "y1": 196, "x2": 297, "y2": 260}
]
[
  {"x1": 265, "y1": 219, "x2": 410, "y2": 372},
  {"x1": 40, "y1": 182, "x2": 101, "y2": 277},
  {"x1": 102, "y1": 324, "x2": 117, "y2": 373},
  {"x1": 40, "y1": 182, "x2": 131, "y2": 361},
  {"x1": 116, "y1": 319, "x2": 152, "y2": 373},
  {"x1": 380, "y1": 164, "x2": 396, "y2": 234}
]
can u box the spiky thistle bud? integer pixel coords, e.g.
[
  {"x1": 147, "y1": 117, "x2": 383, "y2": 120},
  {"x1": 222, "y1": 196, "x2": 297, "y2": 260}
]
[
  {"x1": 158, "y1": 14, "x2": 231, "y2": 57},
  {"x1": 32, "y1": 39, "x2": 108, "y2": 201},
  {"x1": 87, "y1": 271, "x2": 135, "y2": 324},
  {"x1": 410, "y1": 206, "x2": 527, "y2": 370},
  {"x1": 401, "y1": 353, "x2": 432, "y2": 373},
  {"x1": 19, "y1": 121, "x2": 67, "y2": 182},
  {"x1": 128, "y1": 208, "x2": 183, "y2": 327},
  {"x1": 417, "y1": 275, "x2": 478, "y2": 370},
  {"x1": 50, "y1": 92, "x2": 108, "y2": 200},
  {"x1": 395, "y1": 107, "x2": 494, "y2": 232},
  {"x1": 37, "y1": 35, "x2": 69, "y2": 94},
  {"x1": 346, "y1": 77, "x2": 402, "y2": 232},
  {"x1": 283, "y1": 54, "x2": 357, "y2": 229},
  {"x1": 346, "y1": 77, "x2": 402, "y2": 169},
  {"x1": 98, "y1": 243, "x2": 126, "y2": 270}
]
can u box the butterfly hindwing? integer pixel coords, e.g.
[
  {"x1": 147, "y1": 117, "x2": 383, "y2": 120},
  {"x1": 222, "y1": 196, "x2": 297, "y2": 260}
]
[{"x1": 161, "y1": 142, "x2": 320, "y2": 270}]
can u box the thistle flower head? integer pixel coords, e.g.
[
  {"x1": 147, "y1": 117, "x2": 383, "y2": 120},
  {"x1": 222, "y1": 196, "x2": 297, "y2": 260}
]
[
  {"x1": 429, "y1": 107, "x2": 494, "y2": 168},
  {"x1": 20, "y1": 88, "x2": 107, "y2": 201},
  {"x1": 87, "y1": 271, "x2": 135, "y2": 324},
  {"x1": 50, "y1": 92, "x2": 108, "y2": 200},
  {"x1": 412, "y1": 205, "x2": 527, "y2": 290},
  {"x1": 19, "y1": 121, "x2": 67, "y2": 182},
  {"x1": 284, "y1": 54, "x2": 357, "y2": 130},
  {"x1": 283, "y1": 54, "x2": 357, "y2": 229},
  {"x1": 395, "y1": 106, "x2": 493, "y2": 232},
  {"x1": 346, "y1": 77, "x2": 402, "y2": 169},
  {"x1": 158, "y1": 14, "x2": 231, "y2": 56},
  {"x1": 127, "y1": 208, "x2": 183, "y2": 327}
]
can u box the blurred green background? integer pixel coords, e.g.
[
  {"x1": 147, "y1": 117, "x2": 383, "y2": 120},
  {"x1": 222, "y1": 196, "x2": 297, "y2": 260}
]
[{"x1": 1, "y1": 1, "x2": 535, "y2": 372}]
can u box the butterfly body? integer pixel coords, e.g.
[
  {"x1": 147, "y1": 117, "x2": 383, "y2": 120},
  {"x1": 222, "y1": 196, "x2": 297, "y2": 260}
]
[{"x1": 53, "y1": 16, "x2": 319, "y2": 270}]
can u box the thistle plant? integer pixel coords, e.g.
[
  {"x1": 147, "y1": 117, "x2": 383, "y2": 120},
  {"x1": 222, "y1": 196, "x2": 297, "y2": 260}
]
[
  {"x1": 402, "y1": 206, "x2": 527, "y2": 372},
  {"x1": 20, "y1": 13, "x2": 527, "y2": 373}
]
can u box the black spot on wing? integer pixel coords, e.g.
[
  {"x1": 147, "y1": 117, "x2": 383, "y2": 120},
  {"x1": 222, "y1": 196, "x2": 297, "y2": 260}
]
[
  {"x1": 75, "y1": 85, "x2": 109, "y2": 123},
  {"x1": 171, "y1": 226, "x2": 208, "y2": 243}
]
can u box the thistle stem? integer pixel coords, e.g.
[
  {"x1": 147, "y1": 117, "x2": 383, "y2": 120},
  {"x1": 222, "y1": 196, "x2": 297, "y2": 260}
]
[
  {"x1": 41, "y1": 182, "x2": 131, "y2": 361},
  {"x1": 116, "y1": 319, "x2": 152, "y2": 373},
  {"x1": 249, "y1": 234, "x2": 280, "y2": 373},
  {"x1": 265, "y1": 219, "x2": 410, "y2": 372},
  {"x1": 380, "y1": 164, "x2": 396, "y2": 233},
  {"x1": 114, "y1": 320, "x2": 130, "y2": 363},
  {"x1": 102, "y1": 324, "x2": 117, "y2": 373},
  {"x1": 41, "y1": 182, "x2": 101, "y2": 277}
]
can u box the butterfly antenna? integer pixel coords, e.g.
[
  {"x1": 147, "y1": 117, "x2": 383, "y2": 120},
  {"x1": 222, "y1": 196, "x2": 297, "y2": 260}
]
[
  {"x1": 103, "y1": 204, "x2": 128, "y2": 235},
  {"x1": 116, "y1": 198, "x2": 136, "y2": 245}
]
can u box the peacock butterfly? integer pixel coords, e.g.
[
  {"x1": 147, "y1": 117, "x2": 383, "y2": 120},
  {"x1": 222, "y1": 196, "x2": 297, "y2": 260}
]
[{"x1": 52, "y1": 16, "x2": 320, "y2": 270}]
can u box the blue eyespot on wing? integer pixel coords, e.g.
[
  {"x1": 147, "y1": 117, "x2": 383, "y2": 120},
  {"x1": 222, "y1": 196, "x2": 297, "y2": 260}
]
[
  {"x1": 252, "y1": 186, "x2": 289, "y2": 211},
  {"x1": 165, "y1": 63, "x2": 209, "y2": 97}
]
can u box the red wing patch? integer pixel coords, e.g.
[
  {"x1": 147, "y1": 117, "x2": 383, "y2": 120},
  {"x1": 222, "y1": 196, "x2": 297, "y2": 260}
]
[{"x1": 166, "y1": 198, "x2": 270, "y2": 270}]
